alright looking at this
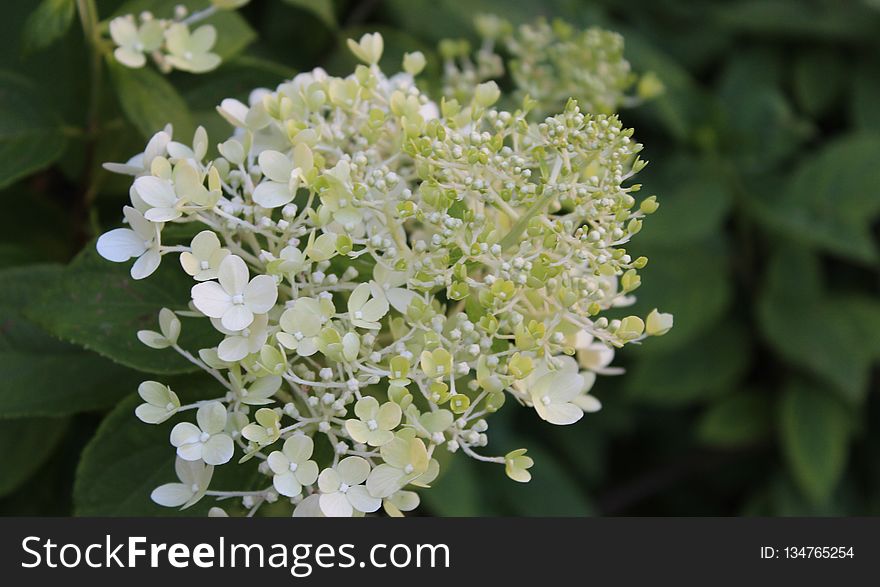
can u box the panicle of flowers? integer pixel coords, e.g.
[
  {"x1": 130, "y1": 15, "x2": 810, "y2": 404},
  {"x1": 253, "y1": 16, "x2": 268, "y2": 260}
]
[
  {"x1": 96, "y1": 28, "x2": 672, "y2": 518},
  {"x1": 107, "y1": 0, "x2": 250, "y2": 74},
  {"x1": 443, "y1": 15, "x2": 664, "y2": 117}
]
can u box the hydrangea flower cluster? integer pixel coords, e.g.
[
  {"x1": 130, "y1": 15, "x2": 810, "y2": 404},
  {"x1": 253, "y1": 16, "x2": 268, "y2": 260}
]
[
  {"x1": 107, "y1": 0, "x2": 250, "y2": 73},
  {"x1": 97, "y1": 30, "x2": 672, "y2": 517},
  {"x1": 443, "y1": 15, "x2": 664, "y2": 117}
]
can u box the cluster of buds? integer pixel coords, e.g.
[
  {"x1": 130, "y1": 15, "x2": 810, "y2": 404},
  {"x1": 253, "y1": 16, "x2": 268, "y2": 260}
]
[
  {"x1": 443, "y1": 15, "x2": 664, "y2": 117},
  {"x1": 96, "y1": 29, "x2": 671, "y2": 517}
]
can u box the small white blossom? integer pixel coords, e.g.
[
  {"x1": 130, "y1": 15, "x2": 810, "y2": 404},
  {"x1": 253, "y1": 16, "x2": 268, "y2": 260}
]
[{"x1": 170, "y1": 402, "x2": 234, "y2": 465}]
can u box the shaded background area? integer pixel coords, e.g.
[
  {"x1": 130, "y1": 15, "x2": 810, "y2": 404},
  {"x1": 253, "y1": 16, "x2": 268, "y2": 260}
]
[{"x1": 1, "y1": 0, "x2": 879, "y2": 516}]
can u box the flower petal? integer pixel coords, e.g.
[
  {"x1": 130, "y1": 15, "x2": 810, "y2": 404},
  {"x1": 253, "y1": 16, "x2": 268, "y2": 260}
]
[
  {"x1": 346, "y1": 485, "x2": 381, "y2": 513},
  {"x1": 283, "y1": 435, "x2": 313, "y2": 463},
  {"x1": 201, "y1": 434, "x2": 234, "y2": 465},
  {"x1": 170, "y1": 422, "x2": 201, "y2": 448},
  {"x1": 337, "y1": 456, "x2": 370, "y2": 485},
  {"x1": 244, "y1": 275, "x2": 278, "y2": 314},
  {"x1": 131, "y1": 248, "x2": 161, "y2": 280},
  {"x1": 221, "y1": 304, "x2": 254, "y2": 331},
  {"x1": 273, "y1": 471, "x2": 302, "y2": 497},
  {"x1": 319, "y1": 492, "x2": 353, "y2": 517},
  {"x1": 252, "y1": 181, "x2": 293, "y2": 208},
  {"x1": 191, "y1": 281, "x2": 232, "y2": 318},
  {"x1": 96, "y1": 228, "x2": 145, "y2": 262},
  {"x1": 218, "y1": 255, "x2": 249, "y2": 295},
  {"x1": 151, "y1": 483, "x2": 193, "y2": 507},
  {"x1": 197, "y1": 402, "x2": 227, "y2": 434},
  {"x1": 258, "y1": 150, "x2": 293, "y2": 183}
]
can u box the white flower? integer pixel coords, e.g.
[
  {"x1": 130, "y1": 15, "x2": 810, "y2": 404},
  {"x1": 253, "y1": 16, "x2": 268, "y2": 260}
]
[
  {"x1": 345, "y1": 397, "x2": 402, "y2": 447},
  {"x1": 164, "y1": 23, "x2": 221, "y2": 73},
  {"x1": 646, "y1": 308, "x2": 674, "y2": 336},
  {"x1": 170, "y1": 402, "x2": 234, "y2": 465},
  {"x1": 373, "y1": 263, "x2": 417, "y2": 314},
  {"x1": 191, "y1": 255, "x2": 278, "y2": 331},
  {"x1": 252, "y1": 144, "x2": 313, "y2": 208},
  {"x1": 214, "y1": 313, "x2": 269, "y2": 362},
  {"x1": 527, "y1": 358, "x2": 591, "y2": 425},
  {"x1": 151, "y1": 457, "x2": 213, "y2": 509},
  {"x1": 135, "y1": 380, "x2": 180, "y2": 424},
  {"x1": 181, "y1": 230, "x2": 230, "y2": 281},
  {"x1": 317, "y1": 457, "x2": 380, "y2": 517},
  {"x1": 103, "y1": 127, "x2": 171, "y2": 176},
  {"x1": 134, "y1": 161, "x2": 215, "y2": 222},
  {"x1": 575, "y1": 331, "x2": 624, "y2": 374},
  {"x1": 267, "y1": 435, "x2": 320, "y2": 497},
  {"x1": 383, "y1": 490, "x2": 420, "y2": 517},
  {"x1": 96, "y1": 205, "x2": 162, "y2": 280},
  {"x1": 109, "y1": 15, "x2": 163, "y2": 69},
  {"x1": 347, "y1": 282, "x2": 389, "y2": 330}
]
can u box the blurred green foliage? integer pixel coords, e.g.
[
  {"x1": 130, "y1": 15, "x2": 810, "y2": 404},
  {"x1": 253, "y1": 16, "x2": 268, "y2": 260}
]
[{"x1": 1, "y1": 0, "x2": 879, "y2": 516}]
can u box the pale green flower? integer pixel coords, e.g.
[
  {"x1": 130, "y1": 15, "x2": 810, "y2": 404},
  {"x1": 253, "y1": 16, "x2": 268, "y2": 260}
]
[
  {"x1": 151, "y1": 457, "x2": 213, "y2": 508},
  {"x1": 180, "y1": 230, "x2": 230, "y2": 281},
  {"x1": 170, "y1": 402, "x2": 234, "y2": 465},
  {"x1": 347, "y1": 32, "x2": 383, "y2": 65},
  {"x1": 383, "y1": 490, "x2": 420, "y2": 517},
  {"x1": 241, "y1": 408, "x2": 281, "y2": 446},
  {"x1": 109, "y1": 15, "x2": 163, "y2": 69},
  {"x1": 137, "y1": 307, "x2": 181, "y2": 349},
  {"x1": 366, "y1": 430, "x2": 430, "y2": 498},
  {"x1": 215, "y1": 313, "x2": 269, "y2": 362},
  {"x1": 526, "y1": 358, "x2": 590, "y2": 425},
  {"x1": 237, "y1": 374, "x2": 281, "y2": 406},
  {"x1": 164, "y1": 23, "x2": 221, "y2": 73},
  {"x1": 646, "y1": 309, "x2": 674, "y2": 336},
  {"x1": 345, "y1": 397, "x2": 402, "y2": 447},
  {"x1": 135, "y1": 380, "x2": 180, "y2": 424},
  {"x1": 277, "y1": 297, "x2": 325, "y2": 356},
  {"x1": 253, "y1": 144, "x2": 313, "y2": 208},
  {"x1": 267, "y1": 435, "x2": 319, "y2": 497},
  {"x1": 318, "y1": 456, "x2": 379, "y2": 517},
  {"x1": 504, "y1": 449, "x2": 533, "y2": 483}
]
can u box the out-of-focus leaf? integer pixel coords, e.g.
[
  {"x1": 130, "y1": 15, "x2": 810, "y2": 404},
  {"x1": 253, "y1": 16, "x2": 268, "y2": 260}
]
[
  {"x1": 851, "y1": 60, "x2": 880, "y2": 132},
  {"x1": 21, "y1": 0, "x2": 75, "y2": 54},
  {"x1": 624, "y1": 320, "x2": 750, "y2": 406},
  {"x1": 109, "y1": 61, "x2": 194, "y2": 139},
  {"x1": 717, "y1": 49, "x2": 813, "y2": 172},
  {"x1": 637, "y1": 154, "x2": 732, "y2": 246},
  {"x1": 758, "y1": 248, "x2": 876, "y2": 403},
  {"x1": 792, "y1": 49, "x2": 844, "y2": 119},
  {"x1": 420, "y1": 454, "x2": 485, "y2": 516},
  {"x1": 780, "y1": 380, "x2": 851, "y2": 504},
  {"x1": 749, "y1": 134, "x2": 880, "y2": 264},
  {"x1": 696, "y1": 392, "x2": 772, "y2": 448},
  {"x1": 26, "y1": 245, "x2": 220, "y2": 375},
  {"x1": 712, "y1": 0, "x2": 877, "y2": 41},
  {"x1": 0, "y1": 264, "x2": 140, "y2": 418},
  {"x1": 0, "y1": 71, "x2": 67, "y2": 188},
  {"x1": 0, "y1": 417, "x2": 69, "y2": 497},
  {"x1": 626, "y1": 237, "x2": 731, "y2": 355},
  {"x1": 74, "y1": 377, "x2": 255, "y2": 516},
  {"x1": 282, "y1": 0, "x2": 337, "y2": 29}
]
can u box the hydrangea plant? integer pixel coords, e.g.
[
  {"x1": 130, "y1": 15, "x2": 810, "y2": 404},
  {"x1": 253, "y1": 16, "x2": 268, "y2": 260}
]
[{"x1": 96, "y1": 25, "x2": 672, "y2": 517}]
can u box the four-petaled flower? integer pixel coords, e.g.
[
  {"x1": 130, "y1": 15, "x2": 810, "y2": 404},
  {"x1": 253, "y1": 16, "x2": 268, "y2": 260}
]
[
  {"x1": 277, "y1": 297, "x2": 325, "y2": 356},
  {"x1": 366, "y1": 431, "x2": 430, "y2": 498},
  {"x1": 109, "y1": 15, "x2": 164, "y2": 69},
  {"x1": 526, "y1": 358, "x2": 592, "y2": 425},
  {"x1": 345, "y1": 397, "x2": 402, "y2": 447},
  {"x1": 96, "y1": 205, "x2": 163, "y2": 280},
  {"x1": 151, "y1": 457, "x2": 214, "y2": 509},
  {"x1": 170, "y1": 402, "x2": 234, "y2": 465},
  {"x1": 164, "y1": 23, "x2": 221, "y2": 73},
  {"x1": 318, "y1": 457, "x2": 380, "y2": 517},
  {"x1": 180, "y1": 230, "x2": 230, "y2": 281},
  {"x1": 267, "y1": 435, "x2": 320, "y2": 497},
  {"x1": 135, "y1": 380, "x2": 180, "y2": 424},
  {"x1": 347, "y1": 282, "x2": 389, "y2": 330},
  {"x1": 253, "y1": 144, "x2": 313, "y2": 208},
  {"x1": 191, "y1": 255, "x2": 278, "y2": 331},
  {"x1": 215, "y1": 313, "x2": 269, "y2": 362}
]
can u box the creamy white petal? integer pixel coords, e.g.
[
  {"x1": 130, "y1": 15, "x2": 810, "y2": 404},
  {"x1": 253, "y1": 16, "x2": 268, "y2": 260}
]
[
  {"x1": 191, "y1": 281, "x2": 232, "y2": 318},
  {"x1": 346, "y1": 485, "x2": 381, "y2": 513},
  {"x1": 96, "y1": 228, "x2": 145, "y2": 262}
]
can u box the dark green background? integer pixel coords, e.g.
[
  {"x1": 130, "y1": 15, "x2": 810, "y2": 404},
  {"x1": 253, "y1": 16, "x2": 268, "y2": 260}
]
[{"x1": 2, "y1": 0, "x2": 879, "y2": 516}]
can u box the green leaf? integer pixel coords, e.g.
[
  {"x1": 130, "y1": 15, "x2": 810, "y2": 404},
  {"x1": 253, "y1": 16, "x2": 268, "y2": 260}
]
[
  {"x1": 420, "y1": 454, "x2": 484, "y2": 516},
  {"x1": 780, "y1": 380, "x2": 851, "y2": 504},
  {"x1": 851, "y1": 59, "x2": 880, "y2": 133},
  {"x1": 109, "y1": 60, "x2": 194, "y2": 139},
  {"x1": 792, "y1": 49, "x2": 844, "y2": 119},
  {"x1": 624, "y1": 319, "x2": 750, "y2": 406},
  {"x1": 758, "y1": 248, "x2": 876, "y2": 403},
  {"x1": 0, "y1": 417, "x2": 69, "y2": 497},
  {"x1": 696, "y1": 392, "x2": 772, "y2": 448},
  {"x1": 0, "y1": 264, "x2": 140, "y2": 418},
  {"x1": 282, "y1": 0, "x2": 337, "y2": 29},
  {"x1": 711, "y1": 0, "x2": 877, "y2": 41},
  {"x1": 625, "y1": 237, "x2": 732, "y2": 355},
  {"x1": 74, "y1": 377, "x2": 258, "y2": 516},
  {"x1": 0, "y1": 71, "x2": 67, "y2": 188},
  {"x1": 21, "y1": 0, "x2": 75, "y2": 54},
  {"x1": 749, "y1": 134, "x2": 880, "y2": 264},
  {"x1": 26, "y1": 245, "x2": 220, "y2": 375},
  {"x1": 637, "y1": 154, "x2": 732, "y2": 246}
]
